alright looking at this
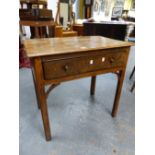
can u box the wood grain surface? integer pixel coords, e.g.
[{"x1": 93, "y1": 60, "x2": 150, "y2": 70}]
[{"x1": 23, "y1": 36, "x2": 133, "y2": 57}]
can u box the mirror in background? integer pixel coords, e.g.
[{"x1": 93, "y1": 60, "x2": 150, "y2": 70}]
[
  {"x1": 55, "y1": 0, "x2": 76, "y2": 30},
  {"x1": 60, "y1": 1, "x2": 69, "y2": 28}
]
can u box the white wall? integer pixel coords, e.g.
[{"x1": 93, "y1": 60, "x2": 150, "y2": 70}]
[{"x1": 48, "y1": 0, "x2": 57, "y2": 18}]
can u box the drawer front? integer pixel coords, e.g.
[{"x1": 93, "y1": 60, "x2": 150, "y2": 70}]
[{"x1": 42, "y1": 51, "x2": 126, "y2": 80}]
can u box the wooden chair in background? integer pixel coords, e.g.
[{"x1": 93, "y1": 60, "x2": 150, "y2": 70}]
[
  {"x1": 20, "y1": 20, "x2": 55, "y2": 39},
  {"x1": 19, "y1": 20, "x2": 55, "y2": 68},
  {"x1": 20, "y1": 0, "x2": 48, "y2": 37}
]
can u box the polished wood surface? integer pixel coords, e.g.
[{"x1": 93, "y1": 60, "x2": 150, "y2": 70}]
[
  {"x1": 23, "y1": 36, "x2": 132, "y2": 57},
  {"x1": 23, "y1": 36, "x2": 132, "y2": 141}
]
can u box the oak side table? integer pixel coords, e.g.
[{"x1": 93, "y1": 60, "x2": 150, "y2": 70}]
[{"x1": 23, "y1": 36, "x2": 133, "y2": 141}]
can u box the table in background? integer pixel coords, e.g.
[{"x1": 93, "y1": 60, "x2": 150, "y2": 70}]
[{"x1": 84, "y1": 21, "x2": 133, "y2": 41}]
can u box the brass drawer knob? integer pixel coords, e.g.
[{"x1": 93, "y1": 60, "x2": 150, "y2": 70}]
[
  {"x1": 102, "y1": 57, "x2": 105, "y2": 62},
  {"x1": 89, "y1": 60, "x2": 94, "y2": 65}
]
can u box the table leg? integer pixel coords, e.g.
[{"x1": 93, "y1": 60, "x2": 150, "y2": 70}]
[
  {"x1": 90, "y1": 76, "x2": 96, "y2": 95},
  {"x1": 38, "y1": 85, "x2": 51, "y2": 141},
  {"x1": 112, "y1": 70, "x2": 126, "y2": 117},
  {"x1": 31, "y1": 69, "x2": 40, "y2": 109},
  {"x1": 33, "y1": 58, "x2": 52, "y2": 141}
]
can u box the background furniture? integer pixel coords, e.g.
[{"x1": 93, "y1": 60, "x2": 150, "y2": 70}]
[
  {"x1": 19, "y1": 8, "x2": 53, "y2": 37},
  {"x1": 54, "y1": 25, "x2": 78, "y2": 37},
  {"x1": 20, "y1": 0, "x2": 48, "y2": 36},
  {"x1": 19, "y1": 20, "x2": 55, "y2": 68},
  {"x1": 19, "y1": 21, "x2": 55, "y2": 68},
  {"x1": 20, "y1": 20, "x2": 55, "y2": 38},
  {"x1": 84, "y1": 21, "x2": 130, "y2": 41},
  {"x1": 23, "y1": 36, "x2": 133, "y2": 141},
  {"x1": 55, "y1": 0, "x2": 75, "y2": 28},
  {"x1": 20, "y1": 0, "x2": 48, "y2": 9},
  {"x1": 55, "y1": 0, "x2": 77, "y2": 37},
  {"x1": 84, "y1": 0, "x2": 93, "y2": 18},
  {"x1": 72, "y1": 24, "x2": 84, "y2": 36}
]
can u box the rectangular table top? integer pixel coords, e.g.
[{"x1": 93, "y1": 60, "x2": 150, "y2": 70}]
[{"x1": 23, "y1": 36, "x2": 133, "y2": 58}]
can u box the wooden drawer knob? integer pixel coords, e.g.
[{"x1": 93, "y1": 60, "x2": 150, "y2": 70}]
[{"x1": 110, "y1": 58, "x2": 115, "y2": 63}]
